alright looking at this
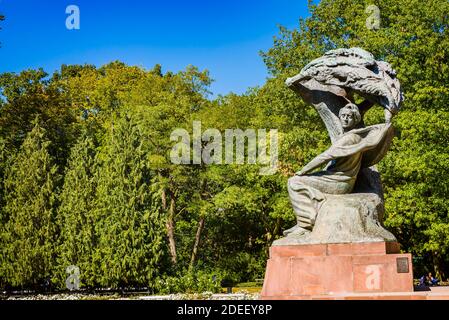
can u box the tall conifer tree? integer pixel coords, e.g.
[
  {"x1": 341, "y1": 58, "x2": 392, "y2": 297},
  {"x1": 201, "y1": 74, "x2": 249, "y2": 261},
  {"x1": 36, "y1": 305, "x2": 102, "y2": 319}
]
[
  {"x1": 56, "y1": 130, "x2": 98, "y2": 288},
  {"x1": 1, "y1": 119, "x2": 60, "y2": 288},
  {"x1": 93, "y1": 112, "x2": 164, "y2": 289}
]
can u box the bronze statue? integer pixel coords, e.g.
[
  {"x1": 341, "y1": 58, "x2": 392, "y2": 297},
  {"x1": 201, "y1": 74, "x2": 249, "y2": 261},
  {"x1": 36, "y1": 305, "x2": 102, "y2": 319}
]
[{"x1": 275, "y1": 48, "x2": 403, "y2": 245}]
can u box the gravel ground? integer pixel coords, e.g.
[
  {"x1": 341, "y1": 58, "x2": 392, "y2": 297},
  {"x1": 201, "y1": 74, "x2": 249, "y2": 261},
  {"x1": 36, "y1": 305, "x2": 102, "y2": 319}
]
[
  {"x1": 2, "y1": 292, "x2": 260, "y2": 300},
  {"x1": 3, "y1": 293, "x2": 119, "y2": 300}
]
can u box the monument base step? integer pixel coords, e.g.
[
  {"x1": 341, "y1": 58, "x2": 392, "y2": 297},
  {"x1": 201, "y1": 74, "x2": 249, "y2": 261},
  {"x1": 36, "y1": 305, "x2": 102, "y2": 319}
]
[
  {"x1": 261, "y1": 242, "x2": 415, "y2": 299},
  {"x1": 262, "y1": 288, "x2": 449, "y2": 300}
]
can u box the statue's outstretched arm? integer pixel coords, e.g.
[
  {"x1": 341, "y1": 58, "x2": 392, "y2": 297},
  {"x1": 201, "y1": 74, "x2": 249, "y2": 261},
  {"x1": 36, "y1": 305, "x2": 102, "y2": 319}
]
[{"x1": 297, "y1": 152, "x2": 334, "y2": 176}]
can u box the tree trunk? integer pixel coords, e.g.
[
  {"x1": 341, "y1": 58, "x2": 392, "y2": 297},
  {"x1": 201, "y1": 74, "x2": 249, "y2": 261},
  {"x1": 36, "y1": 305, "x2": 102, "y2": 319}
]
[
  {"x1": 432, "y1": 252, "x2": 445, "y2": 281},
  {"x1": 161, "y1": 184, "x2": 167, "y2": 210},
  {"x1": 166, "y1": 196, "x2": 177, "y2": 265},
  {"x1": 189, "y1": 217, "x2": 205, "y2": 270},
  {"x1": 160, "y1": 177, "x2": 177, "y2": 265}
]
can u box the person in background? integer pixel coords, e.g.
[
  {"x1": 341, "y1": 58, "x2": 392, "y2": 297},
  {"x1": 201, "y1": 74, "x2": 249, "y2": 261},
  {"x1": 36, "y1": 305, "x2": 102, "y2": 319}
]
[
  {"x1": 428, "y1": 272, "x2": 439, "y2": 286},
  {"x1": 418, "y1": 275, "x2": 427, "y2": 287}
]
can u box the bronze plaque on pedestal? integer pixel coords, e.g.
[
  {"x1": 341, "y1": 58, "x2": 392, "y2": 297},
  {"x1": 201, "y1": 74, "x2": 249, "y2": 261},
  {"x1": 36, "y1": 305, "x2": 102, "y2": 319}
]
[{"x1": 396, "y1": 257, "x2": 409, "y2": 273}]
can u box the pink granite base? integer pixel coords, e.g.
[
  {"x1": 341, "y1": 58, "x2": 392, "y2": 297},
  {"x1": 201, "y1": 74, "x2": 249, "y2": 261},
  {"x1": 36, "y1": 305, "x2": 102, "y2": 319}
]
[{"x1": 261, "y1": 242, "x2": 415, "y2": 300}]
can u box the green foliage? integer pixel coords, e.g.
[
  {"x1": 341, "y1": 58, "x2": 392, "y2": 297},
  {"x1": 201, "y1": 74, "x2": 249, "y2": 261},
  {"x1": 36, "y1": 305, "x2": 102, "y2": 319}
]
[
  {"x1": 0, "y1": 69, "x2": 77, "y2": 167},
  {"x1": 380, "y1": 109, "x2": 449, "y2": 277},
  {"x1": 157, "y1": 269, "x2": 222, "y2": 294},
  {"x1": 55, "y1": 129, "x2": 99, "y2": 288},
  {"x1": 0, "y1": 119, "x2": 60, "y2": 288},
  {"x1": 0, "y1": 138, "x2": 9, "y2": 209},
  {"x1": 0, "y1": 138, "x2": 9, "y2": 288},
  {"x1": 92, "y1": 110, "x2": 165, "y2": 289}
]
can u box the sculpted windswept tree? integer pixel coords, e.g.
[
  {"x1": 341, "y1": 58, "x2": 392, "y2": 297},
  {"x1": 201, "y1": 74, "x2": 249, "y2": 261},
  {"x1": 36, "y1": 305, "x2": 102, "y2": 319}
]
[{"x1": 260, "y1": 0, "x2": 449, "y2": 278}]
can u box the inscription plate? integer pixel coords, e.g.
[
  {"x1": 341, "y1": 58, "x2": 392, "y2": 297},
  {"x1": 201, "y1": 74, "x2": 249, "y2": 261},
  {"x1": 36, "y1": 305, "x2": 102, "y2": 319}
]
[{"x1": 396, "y1": 257, "x2": 409, "y2": 273}]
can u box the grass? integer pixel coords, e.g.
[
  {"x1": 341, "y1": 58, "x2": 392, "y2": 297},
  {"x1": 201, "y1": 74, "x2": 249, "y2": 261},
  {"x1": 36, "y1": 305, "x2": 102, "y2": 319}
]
[
  {"x1": 233, "y1": 287, "x2": 262, "y2": 294},
  {"x1": 220, "y1": 282, "x2": 263, "y2": 294}
]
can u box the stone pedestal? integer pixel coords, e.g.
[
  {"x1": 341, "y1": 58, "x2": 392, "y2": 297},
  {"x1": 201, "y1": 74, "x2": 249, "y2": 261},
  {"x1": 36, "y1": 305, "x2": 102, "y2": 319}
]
[{"x1": 261, "y1": 242, "x2": 414, "y2": 300}]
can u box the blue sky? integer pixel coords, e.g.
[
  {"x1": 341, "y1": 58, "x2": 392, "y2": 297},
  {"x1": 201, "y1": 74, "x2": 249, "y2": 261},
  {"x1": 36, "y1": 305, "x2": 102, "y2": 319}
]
[{"x1": 0, "y1": 0, "x2": 309, "y2": 96}]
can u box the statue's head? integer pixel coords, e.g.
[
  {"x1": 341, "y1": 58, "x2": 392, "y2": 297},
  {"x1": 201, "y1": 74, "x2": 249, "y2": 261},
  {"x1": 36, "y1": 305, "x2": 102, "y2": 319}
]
[{"x1": 339, "y1": 103, "x2": 361, "y2": 131}]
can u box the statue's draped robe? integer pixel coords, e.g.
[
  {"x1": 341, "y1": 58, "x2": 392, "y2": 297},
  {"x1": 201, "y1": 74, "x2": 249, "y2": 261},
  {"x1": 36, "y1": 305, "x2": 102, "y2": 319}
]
[{"x1": 288, "y1": 123, "x2": 394, "y2": 229}]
